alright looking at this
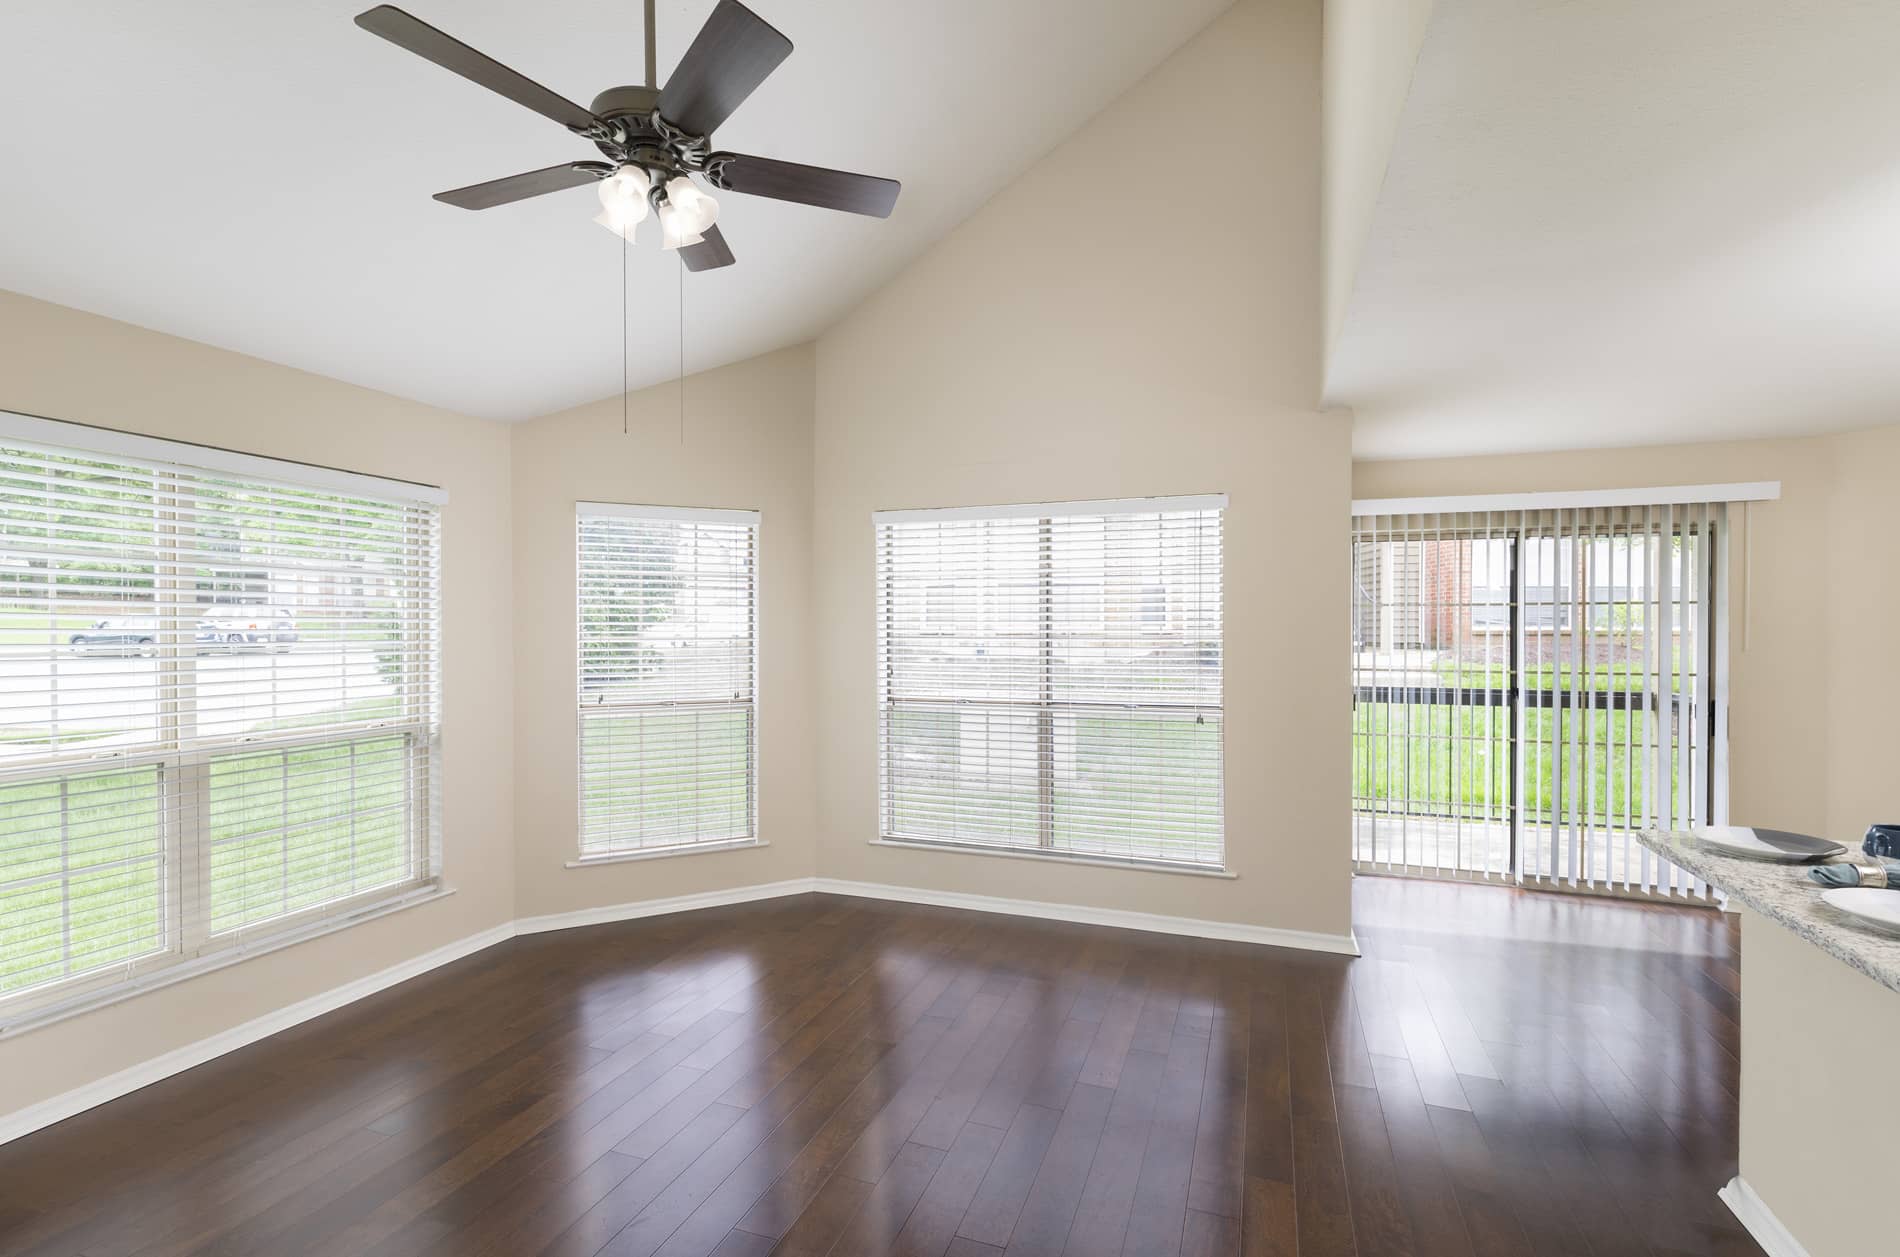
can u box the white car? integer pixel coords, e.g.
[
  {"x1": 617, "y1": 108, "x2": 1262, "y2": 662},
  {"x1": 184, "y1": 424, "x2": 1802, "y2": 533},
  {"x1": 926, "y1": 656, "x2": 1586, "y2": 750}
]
[{"x1": 196, "y1": 608, "x2": 299, "y2": 652}]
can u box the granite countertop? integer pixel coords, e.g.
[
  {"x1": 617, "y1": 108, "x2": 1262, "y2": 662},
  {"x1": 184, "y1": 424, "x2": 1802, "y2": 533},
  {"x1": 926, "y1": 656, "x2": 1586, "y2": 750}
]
[{"x1": 1638, "y1": 828, "x2": 1900, "y2": 997}]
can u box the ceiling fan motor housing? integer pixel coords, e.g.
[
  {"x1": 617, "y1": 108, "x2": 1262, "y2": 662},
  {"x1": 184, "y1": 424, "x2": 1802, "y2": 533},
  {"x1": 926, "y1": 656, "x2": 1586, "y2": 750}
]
[
  {"x1": 589, "y1": 84, "x2": 662, "y2": 122},
  {"x1": 585, "y1": 85, "x2": 715, "y2": 187}
]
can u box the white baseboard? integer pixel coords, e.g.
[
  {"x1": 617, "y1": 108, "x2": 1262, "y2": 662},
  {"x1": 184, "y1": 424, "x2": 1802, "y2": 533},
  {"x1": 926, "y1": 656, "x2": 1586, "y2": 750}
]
[
  {"x1": 513, "y1": 878, "x2": 817, "y2": 935},
  {"x1": 0, "y1": 921, "x2": 513, "y2": 1149},
  {"x1": 3, "y1": 873, "x2": 1358, "y2": 1147},
  {"x1": 1719, "y1": 1177, "x2": 1810, "y2": 1257},
  {"x1": 811, "y1": 877, "x2": 1362, "y2": 956}
]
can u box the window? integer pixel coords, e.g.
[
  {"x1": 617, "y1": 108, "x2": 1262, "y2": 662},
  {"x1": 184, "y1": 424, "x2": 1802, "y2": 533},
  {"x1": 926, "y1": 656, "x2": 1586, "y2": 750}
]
[
  {"x1": 575, "y1": 504, "x2": 758, "y2": 858},
  {"x1": 0, "y1": 413, "x2": 441, "y2": 1024},
  {"x1": 1350, "y1": 502, "x2": 1726, "y2": 896},
  {"x1": 876, "y1": 495, "x2": 1225, "y2": 869}
]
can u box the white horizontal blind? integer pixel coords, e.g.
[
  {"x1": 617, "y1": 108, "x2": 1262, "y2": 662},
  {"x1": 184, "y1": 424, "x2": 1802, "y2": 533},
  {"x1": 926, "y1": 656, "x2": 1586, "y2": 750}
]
[
  {"x1": 1350, "y1": 503, "x2": 1725, "y2": 897},
  {"x1": 576, "y1": 504, "x2": 758, "y2": 857},
  {"x1": 876, "y1": 496, "x2": 1225, "y2": 868},
  {"x1": 0, "y1": 425, "x2": 441, "y2": 1020}
]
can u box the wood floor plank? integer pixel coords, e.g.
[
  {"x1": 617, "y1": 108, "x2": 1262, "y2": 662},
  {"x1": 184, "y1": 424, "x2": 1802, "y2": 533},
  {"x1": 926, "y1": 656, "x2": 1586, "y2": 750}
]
[
  {"x1": 1060, "y1": 1047, "x2": 1165, "y2": 1257},
  {"x1": 727, "y1": 1013, "x2": 954, "y2": 1240},
  {"x1": 911, "y1": 980, "x2": 1037, "y2": 1151},
  {"x1": 0, "y1": 884, "x2": 1764, "y2": 1257},
  {"x1": 1123, "y1": 1028, "x2": 1213, "y2": 1257},
  {"x1": 997, "y1": 1081, "x2": 1112, "y2": 1255},
  {"x1": 746, "y1": 1166, "x2": 871, "y2": 1257},
  {"x1": 540, "y1": 1102, "x2": 749, "y2": 1257},
  {"x1": 888, "y1": 1120, "x2": 1007, "y2": 1257},
  {"x1": 1332, "y1": 1083, "x2": 1418, "y2": 1257},
  {"x1": 837, "y1": 988, "x2": 1009, "y2": 1184},
  {"x1": 1291, "y1": 1113, "x2": 1357, "y2": 1257},
  {"x1": 1182, "y1": 1207, "x2": 1241, "y2": 1257},
  {"x1": 823, "y1": 1139, "x2": 945, "y2": 1255},
  {"x1": 1184, "y1": 962, "x2": 1246, "y2": 1220},
  {"x1": 955, "y1": 1103, "x2": 1063, "y2": 1249}
]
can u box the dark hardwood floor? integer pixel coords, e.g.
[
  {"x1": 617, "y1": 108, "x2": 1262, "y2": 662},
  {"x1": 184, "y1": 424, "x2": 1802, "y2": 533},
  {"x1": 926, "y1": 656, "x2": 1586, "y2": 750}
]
[{"x1": 0, "y1": 877, "x2": 1763, "y2": 1257}]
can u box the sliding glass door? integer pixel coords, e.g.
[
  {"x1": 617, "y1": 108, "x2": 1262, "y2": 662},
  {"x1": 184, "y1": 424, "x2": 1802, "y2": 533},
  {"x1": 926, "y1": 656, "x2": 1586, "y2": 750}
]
[{"x1": 1351, "y1": 505, "x2": 1725, "y2": 896}]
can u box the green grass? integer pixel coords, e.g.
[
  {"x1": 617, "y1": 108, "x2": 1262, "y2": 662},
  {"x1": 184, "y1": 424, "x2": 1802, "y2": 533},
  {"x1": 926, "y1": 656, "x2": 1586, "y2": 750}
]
[
  {"x1": 0, "y1": 766, "x2": 166, "y2": 994},
  {"x1": 1352, "y1": 700, "x2": 1685, "y2": 827},
  {"x1": 0, "y1": 730, "x2": 415, "y2": 996},
  {"x1": 0, "y1": 609, "x2": 97, "y2": 627},
  {"x1": 253, "y1": 695, "x2": 403, "y2": 733},
  {"x1": 0, "y1": 608, "x2": 100, "y2": 647},
  {"x1": 0, "y1": 727, "x2": 117, "y2": 746},
  {"x1": 579, "y1": 710, "x2": 752, "y2": 850},
  {"x1": 885, "y1": 710, "x2": 1224, "y2": 865},
  {"x1": 206, "y1": 737, "x2": 409, "y2": 935}
]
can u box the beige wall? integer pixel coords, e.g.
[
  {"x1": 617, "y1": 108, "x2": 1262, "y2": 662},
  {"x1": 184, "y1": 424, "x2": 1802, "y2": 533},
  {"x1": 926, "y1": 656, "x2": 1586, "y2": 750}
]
[
  {"x1": 1738, "y1": 910, "x2": 1898, "y2": 1257},
  {"x1": 0, "y1": 290, "x2": 516, "y2": 1116},
  {"x1": 1817, "y1": 423, "x2": 1900, "y2": 843},
  {"x1": 1354, "y1": 427, "x2": 1900, "y2": 846},
  {"x1": 810, "y1": 0, "x2": 1356, "y2": 940},
  {"x1": 509, "y1": 347, "x2": 819, "y2": 917}
]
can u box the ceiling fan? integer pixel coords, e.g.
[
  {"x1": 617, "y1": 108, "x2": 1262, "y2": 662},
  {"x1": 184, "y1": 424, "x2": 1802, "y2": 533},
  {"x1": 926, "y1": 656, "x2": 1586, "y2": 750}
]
[{"x1": 354, "y1": 0, "x2": 900, "y2": 272}]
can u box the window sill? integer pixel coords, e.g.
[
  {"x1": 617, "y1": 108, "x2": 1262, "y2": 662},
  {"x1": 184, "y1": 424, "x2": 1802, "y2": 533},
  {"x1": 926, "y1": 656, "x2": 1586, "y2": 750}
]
[
  {"x1": 566, "y1": 838, "x2": 769, "y2": 869},
  {"x1": 868, "y1": 837, "x2": 1235, "y2": 879},
  {"x1": 0, "y1": 883, "x2": 456, "y2": 1040}
]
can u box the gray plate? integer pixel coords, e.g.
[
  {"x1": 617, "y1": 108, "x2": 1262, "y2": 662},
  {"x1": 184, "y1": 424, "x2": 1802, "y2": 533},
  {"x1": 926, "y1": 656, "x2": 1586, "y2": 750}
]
[
  {"x1": 1691, "y1": 825, "x2": 1847, "y2": 863},
  {"x1": 1819, "y1": 888, "x2": 1900, "y2": 937}
]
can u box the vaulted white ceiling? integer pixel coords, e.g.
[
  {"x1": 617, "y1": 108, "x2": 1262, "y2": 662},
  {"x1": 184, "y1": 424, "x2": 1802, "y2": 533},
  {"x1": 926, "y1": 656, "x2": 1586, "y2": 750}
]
[
  {"x1": 0, "y1": 0, "x2": 1231, "y2": 420},
  {"x1": 1330, "y1": 0, "x2": 1900, "y2": 459}
]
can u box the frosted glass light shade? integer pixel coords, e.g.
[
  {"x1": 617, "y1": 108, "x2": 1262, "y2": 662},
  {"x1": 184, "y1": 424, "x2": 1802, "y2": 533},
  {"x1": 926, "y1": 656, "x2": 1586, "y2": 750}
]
[
  {"x1": 594, "y1": 166, "x2": 651, "y2": 240},
  {"x1": 658, "y1": 201, "x2": 705, "y2": 250},
  {"x1": 665, "y1": 176, "x2": 718, "y2": 234}
]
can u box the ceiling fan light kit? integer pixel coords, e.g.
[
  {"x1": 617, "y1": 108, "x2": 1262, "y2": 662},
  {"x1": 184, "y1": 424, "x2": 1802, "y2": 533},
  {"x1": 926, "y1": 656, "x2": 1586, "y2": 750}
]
[{"x1": 353, "y1": 0, "x2": 900, "y2": 272}]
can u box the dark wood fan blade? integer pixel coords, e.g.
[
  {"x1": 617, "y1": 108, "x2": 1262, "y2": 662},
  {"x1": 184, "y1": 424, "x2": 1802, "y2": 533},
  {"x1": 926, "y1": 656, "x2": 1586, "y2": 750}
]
[
  {"x1": 658, "y1": 0, "x2": 791, "y2": 137},
  {"x1": 434, "y1": 162, "x2": 612, "y2": 210},
  {"x1": 680, "y1": 224, "x2": 736, "y2": 271},
  {"x1": 709, "y1": 153, "x2": 899, "y2": 217},
  {"x1": 355, "y1": 5, "x2": 598, "y2": 132}
]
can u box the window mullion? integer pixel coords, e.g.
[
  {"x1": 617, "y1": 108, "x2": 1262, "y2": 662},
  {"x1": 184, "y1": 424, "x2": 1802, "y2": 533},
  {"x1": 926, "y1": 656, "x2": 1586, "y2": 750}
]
[
  {"x1": 157, "y1": 472, "x2": 211, "y2": 958},
  {"x1": 1037, "y1": 517, "x2": 1055, "y2": 850},
  {"x1": 405, "y1": 510, "x2": 432, "y2": 883}
]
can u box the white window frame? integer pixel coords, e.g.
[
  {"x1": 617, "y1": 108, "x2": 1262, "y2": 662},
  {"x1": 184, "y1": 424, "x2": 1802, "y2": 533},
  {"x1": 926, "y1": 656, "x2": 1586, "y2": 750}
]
[
  {"x1": 572, "y1": 502, "x2": 762, "y2": 865},
  {"x1": 0, "y1": 411, "x2": 445, "y2": 1035},
  {"x1": 873, "y1": 494, "x2": 1228, "y2": 873}
]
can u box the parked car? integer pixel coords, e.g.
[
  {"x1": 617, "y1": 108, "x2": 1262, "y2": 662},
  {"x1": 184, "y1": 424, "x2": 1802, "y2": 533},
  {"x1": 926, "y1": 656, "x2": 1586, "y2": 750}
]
[
  {"x1": 68, "y1": 616, "x2": 160, "y2": 656},
  {"x1": 197, "y1": 608, "x2": 299, "y2": 652}
]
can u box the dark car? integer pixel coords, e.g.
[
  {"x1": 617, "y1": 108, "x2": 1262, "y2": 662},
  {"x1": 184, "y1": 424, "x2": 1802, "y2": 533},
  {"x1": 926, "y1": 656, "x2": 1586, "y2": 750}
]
[{"x1": 68, "y1": 616, "x2": 159, "y2": 656}]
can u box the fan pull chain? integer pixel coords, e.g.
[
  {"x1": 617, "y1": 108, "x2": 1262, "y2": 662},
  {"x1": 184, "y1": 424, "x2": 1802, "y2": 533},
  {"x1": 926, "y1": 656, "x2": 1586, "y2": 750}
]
[
  {"x1": 678, "y1": 252, "x2": 685, "y2": 446},
  {"x1": 622, "y1": 225, "x2": 629, "y2": 436}
]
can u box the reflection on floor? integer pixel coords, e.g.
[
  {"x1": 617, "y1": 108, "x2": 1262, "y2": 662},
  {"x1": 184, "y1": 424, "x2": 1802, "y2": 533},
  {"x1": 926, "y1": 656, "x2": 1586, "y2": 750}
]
[{"x1": 0, "y1": 879, "x2": 1761, "y2": 1255}]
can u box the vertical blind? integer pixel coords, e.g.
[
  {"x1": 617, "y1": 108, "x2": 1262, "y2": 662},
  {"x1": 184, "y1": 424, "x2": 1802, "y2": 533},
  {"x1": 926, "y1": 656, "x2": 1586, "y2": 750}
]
[
  {"x1": 876, "y1": 495, "x2": 1226, "y2": 868},
  {"x1": 0, "y1": 415, "x2": 442, "y2": 1024},
  {"x1": 1351, "y1": 501, "x2": 1728, "y2": 896},
  {"x1": 575, "y1": 503, "x2": 758, "y2": 857}
]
